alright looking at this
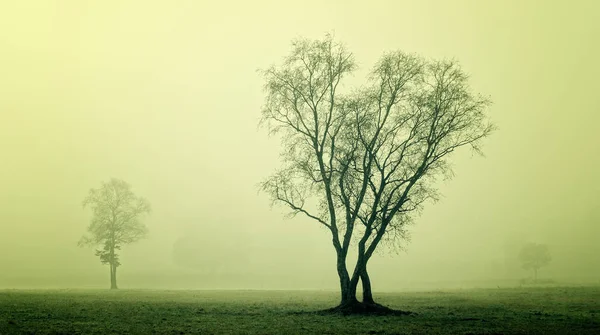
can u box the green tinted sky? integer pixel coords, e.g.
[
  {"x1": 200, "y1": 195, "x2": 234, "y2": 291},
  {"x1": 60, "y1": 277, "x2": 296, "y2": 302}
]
[{"x1": 0, "y1": 0, "x2": 598, "y2": 289}]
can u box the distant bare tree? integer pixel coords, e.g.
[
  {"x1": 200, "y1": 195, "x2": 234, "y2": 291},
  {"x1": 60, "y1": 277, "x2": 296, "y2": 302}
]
[
  {"x1": 519, "y1": 243, "x2": 551, "y2": 281},
  {"x1": 79, "y1": 178, "x2": 151, "y2": 289},
  {"x1": 259, "y1": 34, "x2": 494, "y2": 313}
]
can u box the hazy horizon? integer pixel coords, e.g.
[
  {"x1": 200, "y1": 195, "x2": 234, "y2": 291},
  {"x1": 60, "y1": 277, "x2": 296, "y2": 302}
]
[{"x1": 1, "y1": 1, "x2": 599, "y2": 291}]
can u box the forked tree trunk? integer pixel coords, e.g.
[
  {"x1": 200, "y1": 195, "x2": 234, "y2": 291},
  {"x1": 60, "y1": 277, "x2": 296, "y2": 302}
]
[{"x1": 325, "y1": 252, "x2": 409, "y2": 315}]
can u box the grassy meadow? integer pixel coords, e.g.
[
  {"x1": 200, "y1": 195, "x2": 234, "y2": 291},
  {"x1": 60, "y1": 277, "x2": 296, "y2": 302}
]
[{"x1": 0, "y1": 286, "x2": 599, "y2": 334}]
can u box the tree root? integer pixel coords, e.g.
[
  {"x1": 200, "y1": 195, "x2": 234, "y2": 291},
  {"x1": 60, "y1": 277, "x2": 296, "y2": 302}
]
[{"x1": 319, "y1": 301, "x2": 414, "y2": 316}]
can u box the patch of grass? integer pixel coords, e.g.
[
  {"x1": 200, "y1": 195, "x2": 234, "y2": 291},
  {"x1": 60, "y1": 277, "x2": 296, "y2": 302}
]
[{"x1": 0, "y1": 286, "x2": 598, "y2": 334}]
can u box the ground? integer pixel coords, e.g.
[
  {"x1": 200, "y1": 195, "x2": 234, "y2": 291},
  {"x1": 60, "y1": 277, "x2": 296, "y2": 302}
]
[{"x1": 0, "y1": 286, "x2": 598, "y2": 334}]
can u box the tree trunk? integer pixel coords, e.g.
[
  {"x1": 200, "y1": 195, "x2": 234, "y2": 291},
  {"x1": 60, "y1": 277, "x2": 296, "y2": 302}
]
[
  {"x1": 323, "y1": 250, "x2": 410, "y2": 315},
  {"x1": 339, "y1": 276, "x2": 357, "y2": 305},
  {"x1": 337, "y1": 254, "x2": 357, "y2": 305},
  {"x1": 109, "y1": 262, "x2": 113, "y2": 288},
  {"x1": 360, "y1": 265, "x2": 374, "y2": 304},
  {"x1": 109, "y1": 240, "x2": 118, "y2": 289},
  {"x1": 110, "y1": 263, "x2": 118, "y2": 289}
]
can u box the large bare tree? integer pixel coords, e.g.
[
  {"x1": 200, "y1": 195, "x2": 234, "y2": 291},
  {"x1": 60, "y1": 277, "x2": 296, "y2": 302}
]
[
  {"x1": 79, "y1": 178, "x2": 151, "y2": 289},
  {"x1": 259, "y1": 35, "x2": 494, "y2": 313}
]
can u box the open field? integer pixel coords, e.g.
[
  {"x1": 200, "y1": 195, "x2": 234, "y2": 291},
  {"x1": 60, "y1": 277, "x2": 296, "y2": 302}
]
[{"x1": 0, "y1": 286, "x2": 599, "y2": 334}]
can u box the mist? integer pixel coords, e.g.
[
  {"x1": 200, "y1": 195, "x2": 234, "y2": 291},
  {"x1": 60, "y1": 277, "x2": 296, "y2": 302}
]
[{"x1": 1, "y1": 0, "x2": 598, "y2": 291}]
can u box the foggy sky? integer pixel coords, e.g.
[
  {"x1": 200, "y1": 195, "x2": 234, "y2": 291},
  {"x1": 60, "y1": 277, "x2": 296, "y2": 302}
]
[{"x1": 1, "y1": 0, "x2": 598, "y2": 290}]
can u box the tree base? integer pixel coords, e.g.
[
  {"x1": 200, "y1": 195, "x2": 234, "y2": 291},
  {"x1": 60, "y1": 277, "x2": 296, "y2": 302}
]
[{"x1": 320, "y1": 301, "x2": 413, "y2": 316}]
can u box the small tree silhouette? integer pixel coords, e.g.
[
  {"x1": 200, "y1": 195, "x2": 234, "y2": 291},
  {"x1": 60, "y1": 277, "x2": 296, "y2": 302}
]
[
  {"x1": 519, "y1": 243, "x2": 551, "y2": 282},
  {"x1": 79, "y1": 178, "x2": 151, "y2": 289}
]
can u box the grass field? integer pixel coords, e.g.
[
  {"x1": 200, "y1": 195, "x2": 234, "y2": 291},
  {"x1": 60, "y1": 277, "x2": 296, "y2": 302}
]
[{"x1": 0, "y1": 286, "x2": 599, "y2": 334}]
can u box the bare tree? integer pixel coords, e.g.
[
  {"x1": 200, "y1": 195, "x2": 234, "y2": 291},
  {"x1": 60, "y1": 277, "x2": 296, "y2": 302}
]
[
  {"x1": 79, "y1": 178, "x2": 151, "y2": 289},
  {"x1": 519, "y1": 243, "x2": 551, "y2": 282},
  {"x1": 259, "y1": 34, "x2": 494, "y2": 313}
]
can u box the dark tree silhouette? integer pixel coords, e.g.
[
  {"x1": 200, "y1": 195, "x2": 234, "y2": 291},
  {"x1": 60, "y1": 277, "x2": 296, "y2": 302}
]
[
  {"x1": 79, "y1": 178, "x2": 151, "y2": 289},
  {"x1": 259, "y1": 34, "x2": 494, "y2": 314},
  {"x1": 519, "y1": 243, "x2": 551, "y2": 281}
]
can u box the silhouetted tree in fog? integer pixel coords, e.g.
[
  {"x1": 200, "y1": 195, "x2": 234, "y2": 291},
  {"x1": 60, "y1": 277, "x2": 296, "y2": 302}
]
[
  {"x1": 259, "y1": 34, "x2": 494, "y2": 314},
  {"x1": 79, "y1": 178, "x2": 151, "y2": 289},
  {"x1": 519, "y1": 243, "x2": 551, "y2": 281}
]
